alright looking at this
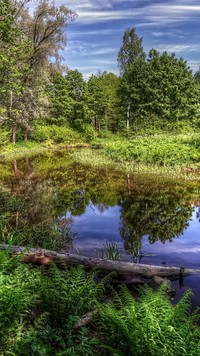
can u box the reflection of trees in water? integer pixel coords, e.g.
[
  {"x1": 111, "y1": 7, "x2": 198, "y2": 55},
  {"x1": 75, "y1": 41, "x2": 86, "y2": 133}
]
[
  {"x1": 8, "y1": 159, "x2": 55, "y2": 229},
  {"x1": 119, "y1": 191, "x2": 194, "y2": 258},
  {"x1": 1, "y1": 152, "x2": 199, "y2": 255},
  {"x1": 7, "y1": 155, "x2": 123, "y2": 229}
]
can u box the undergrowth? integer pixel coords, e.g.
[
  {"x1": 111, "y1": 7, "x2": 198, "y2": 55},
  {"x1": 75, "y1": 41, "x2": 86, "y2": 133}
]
[
  {"x1": 0, "y1": 250, "x2": 200, "y2": 355},
  {"x1": 0, "y1": 250, "x2": 105, "y2": 355},
  {"x1": 96, "y1": 285, "x2": 200, "y2": 356},
  {"x1": 102, "y1": 133, "x2": 200, "y2": 167}
]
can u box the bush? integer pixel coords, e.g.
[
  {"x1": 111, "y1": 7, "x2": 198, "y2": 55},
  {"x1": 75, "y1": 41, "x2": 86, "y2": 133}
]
[
  {"x1": 51, "y1": 125, "x2": 83, "y2": 144},
  {"x1": 31, "y1": 124, "x2": 52, "y2": 142},
  {"x1": 0, "y1": 128, "x2": 10, "y2": 146},
  {"x1": 31, "y1": 123, "x2": 83, "y2": 144},
  {"x1": 80, "y1": 124, "x2": 97, "y2": 141}
]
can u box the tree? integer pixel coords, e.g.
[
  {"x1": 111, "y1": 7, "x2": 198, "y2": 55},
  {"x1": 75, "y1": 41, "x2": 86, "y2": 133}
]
[
  {"x1": 194, "y1": 68, "x2": 200, "y2": 85},
  {"x1": 65, "y1": 69, "x2": 90, "y2": 128},
  {"x1": 146, "y1": 50, "x2": 200, "y2": 123},
  {"x1": 0, "y1": 0, "x2": 76, "y2": 143},
  {"x1": 117, "y1": 27, "x2": 146, "y2": 75},
  {"x1": 119, "y1": 48, "x2": 200, "y2": 130},
  {"x1": 88, "y1": 71, "x2": 121, "y2": 133},
  {"x1": 16, "y1": 0, "x2": 76, "y2": 141},
  {"x1": 0, "y1": 0, "x2": 15, "y2": 42},
  {"x1": 47, "y1": 71, "x2": 72, "y2": 124},
  {"x1": 0, "y1": 0, "x2": 32, "y2": 142},
  {"x1": 88, "y1": 73, "x2": 107, "y2": 132},
  {"x1": 117, "y1": 27, "x2": 146, "y2": 130},
  {"x1": 119, "y1": 58, "x2": 148, "y2": 130},
  {"x1": 96, "y1": 72, "x2": 121, "y2": 133}
]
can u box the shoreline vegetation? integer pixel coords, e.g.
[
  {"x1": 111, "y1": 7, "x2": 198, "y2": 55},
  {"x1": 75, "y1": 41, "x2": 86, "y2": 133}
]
[{"x1": 0, "y1": 131, "x2": 200, "y2": 180}]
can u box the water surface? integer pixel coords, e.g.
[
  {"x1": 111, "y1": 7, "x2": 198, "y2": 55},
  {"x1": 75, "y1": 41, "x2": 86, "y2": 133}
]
[{"x1": 0, "y1": 150, "x2": 200, "y2": 305}]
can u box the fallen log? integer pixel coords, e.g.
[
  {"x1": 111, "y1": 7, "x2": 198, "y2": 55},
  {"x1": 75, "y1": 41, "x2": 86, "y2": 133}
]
[{"x1": 1, "y1": 244, "x2": 199, "y2": 281}]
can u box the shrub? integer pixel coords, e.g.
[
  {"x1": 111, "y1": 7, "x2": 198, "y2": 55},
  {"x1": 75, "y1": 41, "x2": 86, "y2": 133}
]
[
  {"x1": 0, "y1": 128, "x2": 10, "y2": 146},
  {"x1": 32, "y1": 123, "x2": 83, "y2": 144},
  {"x1": 31, "y1": 123, "x2": 52, "y2": 142}
]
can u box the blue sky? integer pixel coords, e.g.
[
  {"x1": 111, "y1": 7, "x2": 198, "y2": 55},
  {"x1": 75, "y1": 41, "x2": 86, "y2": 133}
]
[{"x1": 32, "y1": 1, "x2": 200, "y2": 78}]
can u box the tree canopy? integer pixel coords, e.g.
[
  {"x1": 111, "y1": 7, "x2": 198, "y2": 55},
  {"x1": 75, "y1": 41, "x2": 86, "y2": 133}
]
[{"x1": 0, "y1": 16, "x2": 199, "y2": 143}]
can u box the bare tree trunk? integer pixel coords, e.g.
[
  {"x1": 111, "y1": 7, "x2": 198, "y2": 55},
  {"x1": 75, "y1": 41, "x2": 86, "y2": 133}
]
[
  {"x1": 24, "y1": 127, "x2": 28, "y2": 142},
  {"x1": 12, "y1": 125, "x2": 17, "y2": 144},
  {"x1": 10, "y1": 90, "x2": 17, "y2": 144},
  {"x1": 13, "y1": 160, "x2": 19, "y2": 176},
  {"x1": 126, "y1": 100, "x2": 130, "y2": 131}
]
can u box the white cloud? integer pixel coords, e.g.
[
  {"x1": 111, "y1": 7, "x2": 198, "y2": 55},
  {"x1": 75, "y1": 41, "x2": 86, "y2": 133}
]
[
  {"x1": 157, "y1": 44, "x2": 200, "y2": 53},
  {"x1": 28, "y1": 1, "x2": 200, "y2": 26},
  {"x1": 187, "y1": 61, "x2": 200, "y2": 72},
  {"x1": 65, "y1": 42, "x2": 116, "y2": 56},
  {"x1": 69, "y1": 28, "x2": 123, "y2": 37},
  {"x1": 151, "y1": 30, "x2": 185, "y2": 38}
]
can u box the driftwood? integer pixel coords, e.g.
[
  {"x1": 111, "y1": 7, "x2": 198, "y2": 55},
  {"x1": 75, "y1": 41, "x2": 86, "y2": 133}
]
[{"x1": 1, "y1": 244, "x2": 199, "y2": 282}]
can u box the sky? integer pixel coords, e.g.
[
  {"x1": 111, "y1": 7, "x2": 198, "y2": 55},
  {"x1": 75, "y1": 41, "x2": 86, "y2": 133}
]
[{"x1": 30, "y1": 0, "x2": 200, "y2": 79}]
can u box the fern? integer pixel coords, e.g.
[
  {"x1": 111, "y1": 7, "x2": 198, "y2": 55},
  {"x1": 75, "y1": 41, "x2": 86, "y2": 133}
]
[{"x1": 96, "y1": 285, "x2": 200, "y2": 356}]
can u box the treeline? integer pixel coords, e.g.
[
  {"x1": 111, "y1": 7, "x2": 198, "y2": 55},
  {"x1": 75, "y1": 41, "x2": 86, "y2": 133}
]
[{"x1": 0, "y1": 1, "x2": 200, "y2": 145}]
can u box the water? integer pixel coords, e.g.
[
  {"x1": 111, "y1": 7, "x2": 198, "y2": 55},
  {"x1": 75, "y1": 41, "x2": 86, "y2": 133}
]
[{"x1": 0, "y1": 150, "x2": 200, "y2": 305}]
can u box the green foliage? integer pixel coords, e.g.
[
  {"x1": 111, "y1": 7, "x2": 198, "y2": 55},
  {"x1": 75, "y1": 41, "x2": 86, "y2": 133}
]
[
  {"x1": 0, "y1": 250, "x2": 102, "y2": 355},
  {"x1": 102, "y1": 133, "x2": 200, "y2": 166},
  {"x1": 117, "y1": 27, "x2": 146, "y2": 75},
  {"x1": 1, "y1": 249, "x2": 200, "y2": 355},
  {"x1": 0, "y1": 0, "x2": 15, "y2": 42},
  {"x1": 51, "y1": 125, "x2": 83, "y2": 144},
  {"x1": 96, "y1": 285, "x2": 200, "y2": 355},
  {"x1": 32, "y1": 123, "x2": 83, "y2": 144},
  {"x1": 88, "y1": 71, "x2": 121, "y2": 133},
  {"x1": 77, "y1": 123, "x2": 98, "y2": 141},
  {"x1": 119, "y1": 47, "x2": 200, "y2": 130}
]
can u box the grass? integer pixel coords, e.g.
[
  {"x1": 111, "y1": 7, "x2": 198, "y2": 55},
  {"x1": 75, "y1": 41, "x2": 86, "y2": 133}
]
[
  {"x1": 0, "y1": 141, "x2": 49, "y2": 161},
  {"x1": 1, "y1": 132, "x2": 200, "y2": 179},
  {"x1": 101, "y1": 133, "x2": 200, "y2": 166},
  {"x1": 97, "y1": 240, "x2": 122, "y2": 260},
  {"x1": 69, "y1": 132, "x2": 200, "y2": 180}
]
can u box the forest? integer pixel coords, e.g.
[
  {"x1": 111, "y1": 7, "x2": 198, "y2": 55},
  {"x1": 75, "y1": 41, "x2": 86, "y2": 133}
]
[{"x1": 0, "y1": 0, "x2": 200, "y2": 355}]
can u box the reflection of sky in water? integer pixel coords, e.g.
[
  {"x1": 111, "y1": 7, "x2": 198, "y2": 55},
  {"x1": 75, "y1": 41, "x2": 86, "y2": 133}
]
[
  {"x1": 67, "y1": 204, "x2": 200, "y2": 308},
  {"x1": 65, "y1": 203, "x2": 122, "y2": 256},
  {"x1": 66, "y1": 203, "x2": 200, "y2": 268},
  {"x1": 142, "y1": 207, "x2": 200, "y2": 269}
]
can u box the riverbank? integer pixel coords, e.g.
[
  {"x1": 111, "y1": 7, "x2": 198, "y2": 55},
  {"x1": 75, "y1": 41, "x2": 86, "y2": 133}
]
[
  {"x1": 72, "y1": 132, "x2": 200, "y2": 180},
  {"x1": 0, "y1": 132, "x2": 200, "y2": 179}
]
